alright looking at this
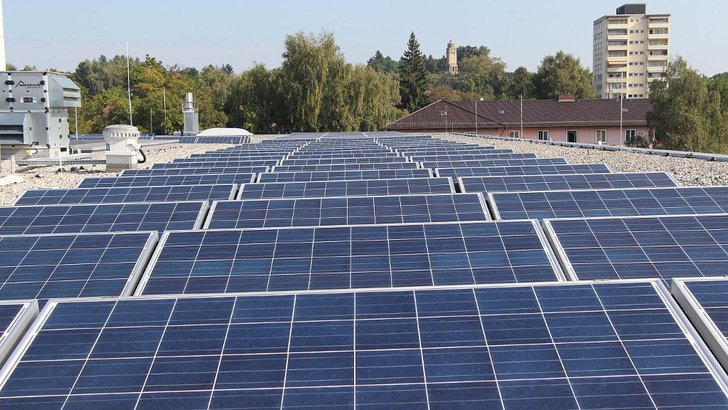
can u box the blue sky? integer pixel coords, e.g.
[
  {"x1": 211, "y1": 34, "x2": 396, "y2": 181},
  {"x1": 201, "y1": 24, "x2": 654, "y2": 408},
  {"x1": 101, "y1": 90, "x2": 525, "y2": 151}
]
[{"x1": 5, "y1": 1, "x2": 727, "y2": 76}]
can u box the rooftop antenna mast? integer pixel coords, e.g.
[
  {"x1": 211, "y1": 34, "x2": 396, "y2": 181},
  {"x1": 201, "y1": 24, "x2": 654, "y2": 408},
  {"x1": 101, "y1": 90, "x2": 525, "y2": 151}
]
[{"x1": 126, "y1": 42, "x2": 133, "y2": 125}]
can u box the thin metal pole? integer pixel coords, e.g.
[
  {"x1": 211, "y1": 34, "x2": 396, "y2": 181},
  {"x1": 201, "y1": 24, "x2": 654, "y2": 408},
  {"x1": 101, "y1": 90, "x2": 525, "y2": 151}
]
[
  {"x1": 163, "y1": 87, "x2": 167, "y2": 135},
  {"x1": 126, "y1": 43, "x2": 133, "y2": 125},
  {"x1": 74, "y1": 107, "x2": 78, "y2": 140},
  {"x1": 475, "y1": 100, "x2": 477, "y2": 136},
  {"x1": 150, "y1": 107, "x2": 153, "y2": 134},
  {"x1": 620, "y1": 94, "x2": 623, "y2": 148},
  {"x1": 520, "y1": 95, "x2": 523, "y2": 138}
]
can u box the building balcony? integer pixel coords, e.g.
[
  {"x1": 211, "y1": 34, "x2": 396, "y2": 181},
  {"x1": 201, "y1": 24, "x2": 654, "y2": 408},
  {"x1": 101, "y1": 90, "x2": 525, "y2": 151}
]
[
  {"x1": 607, "y1": 43, "x2": 628, "y2": 51},
  {"x1": 647, "y1": 65, "x2": 667, "y2": 74},
  {"x1": 606, "y1": 55, "x2": 628, "y2": 63},
  {"x1": 607, "y1": 23, "x2": 628, "y2": 30},
  {"x1": 607, "y1": 34, "x2": 628, "y2": 41},
  {"x1": 648, "y1": 53, "x2": 669, "y2": 61},
  {"x1": 648, "y1": 21, "x2": 670, "y2": 29},
  {"x1": 606, "y1": 76, "x2": 624, "y2": 84},
  {"x1": 648, "y1": 33, "x2": 669, "y2": 40},
  {"x1": 647, "y1": 43, "x2": 669, "y2": 50},
  {"x1": 607, "y1": 65, "x2": 627, "y2": 73}
]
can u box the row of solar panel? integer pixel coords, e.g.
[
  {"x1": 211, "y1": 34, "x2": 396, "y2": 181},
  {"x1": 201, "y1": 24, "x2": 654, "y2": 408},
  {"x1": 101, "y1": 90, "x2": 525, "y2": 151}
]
[
  {"x1": 2, "y1": 280, "x2": 728, "y2": 408},
  {"x1": 5, "y1": 209, "x2": 728, "y2": 308},
  {"x1": 70, "y1": 135, "x2": 251, "y2": 144}
]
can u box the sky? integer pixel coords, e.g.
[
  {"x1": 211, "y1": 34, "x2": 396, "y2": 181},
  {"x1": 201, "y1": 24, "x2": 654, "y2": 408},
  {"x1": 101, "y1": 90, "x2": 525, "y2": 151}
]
[{"x1": 4, "y1": 0, "x2": 727, "y2": 77}]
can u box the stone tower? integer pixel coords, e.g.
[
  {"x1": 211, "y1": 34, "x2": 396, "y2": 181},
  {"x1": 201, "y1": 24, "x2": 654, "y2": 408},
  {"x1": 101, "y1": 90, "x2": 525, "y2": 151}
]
[{"x1": 447, "y1": 40, "x2": 458, "y2": 74}]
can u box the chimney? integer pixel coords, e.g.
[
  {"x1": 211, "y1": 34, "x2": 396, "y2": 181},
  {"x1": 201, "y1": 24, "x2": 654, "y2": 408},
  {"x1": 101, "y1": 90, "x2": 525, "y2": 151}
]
[{"x1": 558, "y1": 94, "x2": 576, "y2": 102}]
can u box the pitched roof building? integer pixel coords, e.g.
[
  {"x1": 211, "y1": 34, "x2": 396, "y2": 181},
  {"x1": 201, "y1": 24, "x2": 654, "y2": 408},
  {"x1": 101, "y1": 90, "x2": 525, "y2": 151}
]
[{"x1": 383, "y1": 97, "x2": 653, "y2": 146}]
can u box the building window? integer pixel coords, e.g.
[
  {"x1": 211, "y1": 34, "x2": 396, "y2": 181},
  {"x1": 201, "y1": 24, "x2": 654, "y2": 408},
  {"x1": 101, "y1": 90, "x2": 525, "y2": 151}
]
[
  {"x1": 594, "y1": 63, "x2": 602, "y2": 71},
  {"x1": 595, "y1": 22, "x2": 603, "y2": 30},
  {"x1": 595, "y1": 43, "x2": 603, "y2": 50},
  {"x1": 629, "y1": 62, "x2": 645, "y2": 66},
  {"x1": 625, "y1": 129, "x2": 637, "y2": 143},
  {"x1": 538, "y1": 130, "x2": 549, "y2": 141},
  {"x1": 629, "y1": 51, "x2": 645, "y2": 55},
  {"x1": 596, "y1": 129, "x2": 607, "y2": 144},
  {"x1": 629, "y1": 29, "x2": 645, "y2": 34},
  {"x1": 594, "y1": 32, "x2": 603, "y2": 40},
  {"x1": 595, "y1": 53, "x2": 602, "y2": 61},
  {"x1": 509, "y1": 130, "x2": 520, "y2": 138},
  {"x1": 567, "y1": 130, "x2": 577, "y2": 143}
]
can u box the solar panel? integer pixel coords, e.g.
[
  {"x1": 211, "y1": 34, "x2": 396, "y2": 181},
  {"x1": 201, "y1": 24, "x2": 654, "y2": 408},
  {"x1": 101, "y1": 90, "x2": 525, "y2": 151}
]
[
  {"x1": 205, "y1": 194, "x2": 490, "y2": 229},
  {"x1": 151, "y1": 160, "x2": 279, "y2": 169},
  {"x1": 0, "y1": 202, "x2": 208, "y2": 235},
  {"x1": 0, "y1": 301, "x2": 37, "y2": 368},
  {"x1": 258, "y1": 169, "x2": 432, "y2": 183},
  {"x1": 121, "y1": 166, "x2": 269, "y2": 176},
  {"x1": 430, "y1": 158, "x2": 584, "y2": 172},
  {"x1": 544, "y1": 213, "x2": 728, "y2": 281},
  {"x1": 489, "y1": 187, "x2": 728, "y2": 220},
  {"x1": 172, "y1": 154, "x2": 284, "y2": 162},
  {"x1": 672, "y1": 278, "x2": 728, "y2": 373},
  {"x1": 460, "y1": 172, "x2": 678, "y2": 193},
  {"x1": 412, "y1": 153, "x2": 538, "y2": 162},
  {"x1": 237, "y1": 178, "x2": 455, "y2": 200},
  {"x1": 13, "y1": 184, "x2": 237, "y2": 205},
  {"x1": 77, "y1": 173, "x2": 256, "y2": 189},
  {"x1": 280, "y1": 157, "x2": 409, "y2": 166},
  {"x1": 137, "y1": 220, "x2": 563, "y2": 295},
  {"x1": 271, "y1": 162, "x2": 419, "y2": 172},
  {"x1": 0, "y1": 231, "x2": 157, "y2": 304},
  {"x1": 3, "y1": 281, "x2": 727, "y2": 408}
]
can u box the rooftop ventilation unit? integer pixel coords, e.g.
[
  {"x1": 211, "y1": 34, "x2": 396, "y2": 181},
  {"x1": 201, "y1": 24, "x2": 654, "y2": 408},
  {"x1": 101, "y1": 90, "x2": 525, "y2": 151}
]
[
  {"x1": 0, "y1": 71, "x2": 80, "y2": 155},
  {"x1": 182, "y1": 92, "x2": 198, "y2": 136}
]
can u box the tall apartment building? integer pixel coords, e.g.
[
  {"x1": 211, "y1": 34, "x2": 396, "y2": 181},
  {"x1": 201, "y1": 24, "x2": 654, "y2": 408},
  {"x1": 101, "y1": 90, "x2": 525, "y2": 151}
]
[{"x1": 593, "y1": 4, "x2": 670, "y2": 99}]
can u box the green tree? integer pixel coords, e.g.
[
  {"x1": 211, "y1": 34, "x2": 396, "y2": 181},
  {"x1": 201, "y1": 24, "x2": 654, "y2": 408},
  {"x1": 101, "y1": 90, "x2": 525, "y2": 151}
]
[
  {"x1": 648, "y1": 57, "x2": 726, "y2": 152},
  {"x1": 533, "y1": 51, "x2": 595, "y2": 99},
  {"x1": 367, "y1": 51, "x2": 398, "y2": 74},
  {"x1": 399, "y1": 32, "x2": 429, "y2": 112},
  {"x1": 506, "y1": 66, "x2": 535, "y2": 99}
]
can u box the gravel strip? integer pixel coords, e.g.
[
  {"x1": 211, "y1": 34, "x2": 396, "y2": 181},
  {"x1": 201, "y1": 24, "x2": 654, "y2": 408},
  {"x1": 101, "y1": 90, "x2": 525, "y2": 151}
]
[{"x1": 437, "y1": 133, "x2": 728, "y2": 187}]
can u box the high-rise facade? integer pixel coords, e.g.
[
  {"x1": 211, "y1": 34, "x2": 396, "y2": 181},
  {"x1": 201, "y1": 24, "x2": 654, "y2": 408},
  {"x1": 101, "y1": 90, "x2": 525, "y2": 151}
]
[{"x1": 593, "y1": 4, "x2": 670, "y2": 99}]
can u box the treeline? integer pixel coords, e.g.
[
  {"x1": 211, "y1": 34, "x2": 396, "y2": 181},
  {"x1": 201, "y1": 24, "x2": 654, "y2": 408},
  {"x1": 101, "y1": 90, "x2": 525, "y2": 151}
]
[{"x1": 64, "y1": 31, "x2": 404, "y2": 135}]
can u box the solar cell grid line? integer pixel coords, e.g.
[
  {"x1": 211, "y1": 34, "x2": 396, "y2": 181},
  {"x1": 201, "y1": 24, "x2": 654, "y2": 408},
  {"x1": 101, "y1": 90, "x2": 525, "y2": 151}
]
[
  {"x1": 672, "y1": 278, "x2": 728, "y2": 373},
  {"x1": 271, "y1": 162, "x2": 420, "y2": 172},
  {"x1": 0, "y1": 231, "x2": 158, "y2": 306},
  {"x1": 436, "y1": 163, "x2": 610, "y2": 179},
  {"x1": 0, "y1": 202, "x2": 208, "y2": 235},
  {"x1": 136, "y1": 220, "x2": 565, "y2": 295},
  {"x1": 543, "y1": 213, "x2": 728, "y2": 282},
  {"x1": 459, "y1": 172, "x2": 679, "y2": 194},
  {"x1": 77, "y1": 173, "x2": 257, "y2": 189},
  {"x1": 257, "y1": 169, "x2": 432, "y2": 183},
  {"x1": 0, "y1": 301, "x2": 37, "y2": 369},
  {"x1": 151, "y1": 160, "x2": 280, "y2": 169},
  {"x1": 237, "y1": 178, "x2": 456, "y2": 200},
  {"x1": 204, "y1": 193, "x2": 491, "y2": 230},
  {"x1": 399, "y1": 149, "x2": 510, "y2": 156},
  {"x1": 12, "y1": 184, "x2": 237, "y2": 206},
  {"x1": 3, "y1": 281, "x2": 728, "y2": 408}
]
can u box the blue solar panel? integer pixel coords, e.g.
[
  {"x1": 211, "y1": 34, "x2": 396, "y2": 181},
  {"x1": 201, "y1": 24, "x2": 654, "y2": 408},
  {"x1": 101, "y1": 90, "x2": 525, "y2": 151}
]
[
  {"x1": 137, "y1": 220, "x2": 563, "y2": 295},
  {"x1": 205, "y1": 194, "x2": 490, "y2": 229},
  {"x1": 0, "y1": 202, "x2": 208, "y2": 234},
  {"x1": 280, "y1": 157, "x2": 409, "y2": 166},
  {"x1": 460, "y1": 172, "x2": 678, "y2": 193},
  {"x1": 423, "y1": 158, "x2": 573, "y2": 169},
  {"x1": 238, "y1": 178, "x2": 455, "y2": 199},
  {"x1": 545, "y1": 214, "x2": 728, "y2": 281},
  {"x1": 258, "y1": 169, "x2": 432, "y2": 183},
  {"x1": 672, "y1": 278, "x2": 728, "y2": 373},
  {"x1": 490, "y1": 187, "x2": 728, "y2": 220},
  {"x1": 3, "y1": 281, "x2": 727, "y2": 408},
  {"x1": 152, "y1": 160, "x2": 279, "y2": 168},
  {"x1": 272, "y1": 162, "x2": 420, "y2": 172},
  {"x1": 0, "y1": 231, "x2": 157, "y2": 305},
  {"x1": 436, "y1": 162, "x2": 608, "y2": 178},
  {"x1": 13, "y1": 184, "x2": 237, "y2": 205},
  {"x1": 412, "y1": 153, "x2": 537, "y2": 162},
  {"x1": 77, "y1": 173, "x2": 256, "y2": 188},
  {"x1": 120, "y1": 166, "x2": 269, "y2": 176}
]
